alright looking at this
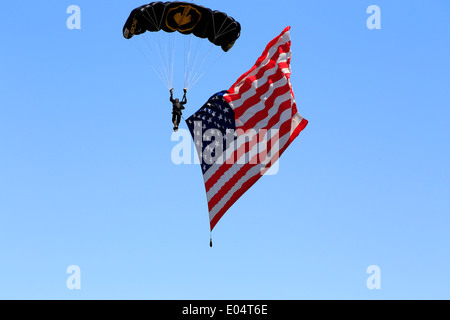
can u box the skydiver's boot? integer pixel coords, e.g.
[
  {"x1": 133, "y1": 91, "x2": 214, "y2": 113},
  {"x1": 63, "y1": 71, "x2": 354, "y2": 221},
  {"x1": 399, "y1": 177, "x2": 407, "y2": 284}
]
[{"x1": 173, "y1": 121, "x2": 179, "y2": 132}]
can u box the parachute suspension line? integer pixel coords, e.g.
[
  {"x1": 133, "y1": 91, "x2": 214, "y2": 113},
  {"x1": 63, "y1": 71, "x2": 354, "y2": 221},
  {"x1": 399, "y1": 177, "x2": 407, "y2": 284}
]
[
  {"x1": 186, "y1": 32, "x2": 205, "y2": 89},
  {"x1": 216, "y1": 24, "x2": 239, "y2": 40},
  {"x1": 171, "y1": 36, "x2": 176, "y2": 89},
  {"x1": 189, "y1": 50, "x2": 225, "y2": 90},
  {"x1": 184, "y1": 36, "x2": 192, "y2": 90},
  {"x1": 169, "y1": 32, "x2": 176, "y2": 89},
  {"x1": 188, "y1": 43, "x2": 215, "y2": 90},
  {"x1": 142, "y1": 9, "x2": 158, "y2": 30},
  {"x1": 192, "y1": 11, "x2": 233, "y2": 88},
  {"x1": 183, "y1": 37, "x2": 187, "y2": 88},
  {"x1": 141, "y1": 35, "x2": 170, "y2": 88},
  {"x1": 162, "y1": 32, "x2": 173, "y2": 89},
  {"x1": 131, "y1": 39, "x2": 167, "y2": 87},
  {"x1": 183, "y1": 37, "x2": 186, "y2": 88},
  {"x1": 165, "y1": 31, "x2": 175, "y2": 88},
  {"x1": 156, "y1": 5, "x2": 173, "y2": 88},
  {"x1": 143, "y1": 32, "x2": 171, "y2": 89},
  {"x1": 161, "y1": 31, "x2": 171, "y2": 89},
  {"x1": 139, "y1": 11, "x2": 172, "y2": 89},
  {"x1": 214, "y1": 18, "x2": 228, "y2": 41},
  {"x1": 152, "y1": 32, "x2": 173, "y2": 89},
  {"x1": 184, "y1": 13, "x2": 213, "y2": 90},
  {"x1": 188, "y1": 43, "x2": 213, "y2": 87},
  {"x1": 188, "y1": 9, "x2": 225, "y2": 90}
]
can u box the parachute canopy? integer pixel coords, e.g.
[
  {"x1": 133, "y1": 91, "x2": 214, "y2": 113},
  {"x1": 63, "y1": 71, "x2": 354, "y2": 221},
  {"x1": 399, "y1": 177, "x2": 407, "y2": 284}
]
[{"x1": 123, "y1": 1, "x2": 241, "y2": 52}]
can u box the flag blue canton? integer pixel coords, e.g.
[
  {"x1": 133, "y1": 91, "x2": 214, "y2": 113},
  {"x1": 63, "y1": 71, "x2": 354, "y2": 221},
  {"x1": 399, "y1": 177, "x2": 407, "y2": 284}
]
[{"x1": 186, "y1": 91, "x2": 236, "y2": 175}]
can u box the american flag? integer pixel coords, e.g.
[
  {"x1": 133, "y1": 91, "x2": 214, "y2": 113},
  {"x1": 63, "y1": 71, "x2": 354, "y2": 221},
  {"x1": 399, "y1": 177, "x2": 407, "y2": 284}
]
[{"x1": 186, "y1": 26, "x2": 308, "y2": 231}]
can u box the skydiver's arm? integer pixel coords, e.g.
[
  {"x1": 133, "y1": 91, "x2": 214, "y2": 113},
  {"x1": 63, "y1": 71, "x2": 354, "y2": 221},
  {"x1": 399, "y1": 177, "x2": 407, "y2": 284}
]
[
  {"x1": 170, "y1": 89, "x2": 175, "y2": 103},
  {"x1": 181, "y1": 88, "x2": 188, "y2": 104}
]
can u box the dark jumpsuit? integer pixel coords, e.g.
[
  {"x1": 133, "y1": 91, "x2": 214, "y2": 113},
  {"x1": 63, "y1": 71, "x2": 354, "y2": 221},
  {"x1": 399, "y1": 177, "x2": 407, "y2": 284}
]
[{"x1": 170, "y1": 91, "x2": 187, "y2": 127}]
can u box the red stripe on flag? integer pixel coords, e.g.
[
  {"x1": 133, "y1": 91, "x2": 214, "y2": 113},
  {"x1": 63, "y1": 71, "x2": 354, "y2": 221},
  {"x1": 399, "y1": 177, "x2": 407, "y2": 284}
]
[
  {"x1": 225, "y1": 42, "x2": 291, "y2": 107},
  {"x1": 240, "y1": 86, "x2": 292, "y2": 131},
  {"x1": 209, "y1": 117, "x2": 308, "y2": 231},
  {"x1": 226, "y1": 26, "x2": 292, "y2": 94},
  {"x1": 207, "y1": 118, "x2": 292, "y2": 212},
  {"x1": 232, "y1": 68, "x2": 287, "y2": 120},
  {"x1": 204, "y1": 97, "x2": 291, "y2": 195}
]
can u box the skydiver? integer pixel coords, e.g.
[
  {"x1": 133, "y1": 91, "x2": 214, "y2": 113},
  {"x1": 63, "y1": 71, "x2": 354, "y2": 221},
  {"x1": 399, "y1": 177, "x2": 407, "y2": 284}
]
[{"x1": 170, "y1": 88, "x2": 187, "y2": 132}]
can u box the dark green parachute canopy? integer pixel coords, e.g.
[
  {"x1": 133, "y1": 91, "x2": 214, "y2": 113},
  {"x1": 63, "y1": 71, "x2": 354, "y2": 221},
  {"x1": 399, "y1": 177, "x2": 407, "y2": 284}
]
[{"x1": 123, "y1": 1, "x2": 241, "y2": 52}]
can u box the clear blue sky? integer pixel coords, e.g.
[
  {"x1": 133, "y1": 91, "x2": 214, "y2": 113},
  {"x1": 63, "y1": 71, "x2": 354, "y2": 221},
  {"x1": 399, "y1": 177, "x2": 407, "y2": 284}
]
[{"x1": 0, "y1": 0, "x2": 449, "y2": 299}]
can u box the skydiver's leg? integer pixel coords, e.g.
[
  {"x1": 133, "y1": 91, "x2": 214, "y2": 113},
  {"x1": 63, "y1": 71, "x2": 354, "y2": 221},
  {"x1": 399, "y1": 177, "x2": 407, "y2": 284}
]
[{"x1": 172, "y1": 113, "x2": 180, "y2": 132}]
